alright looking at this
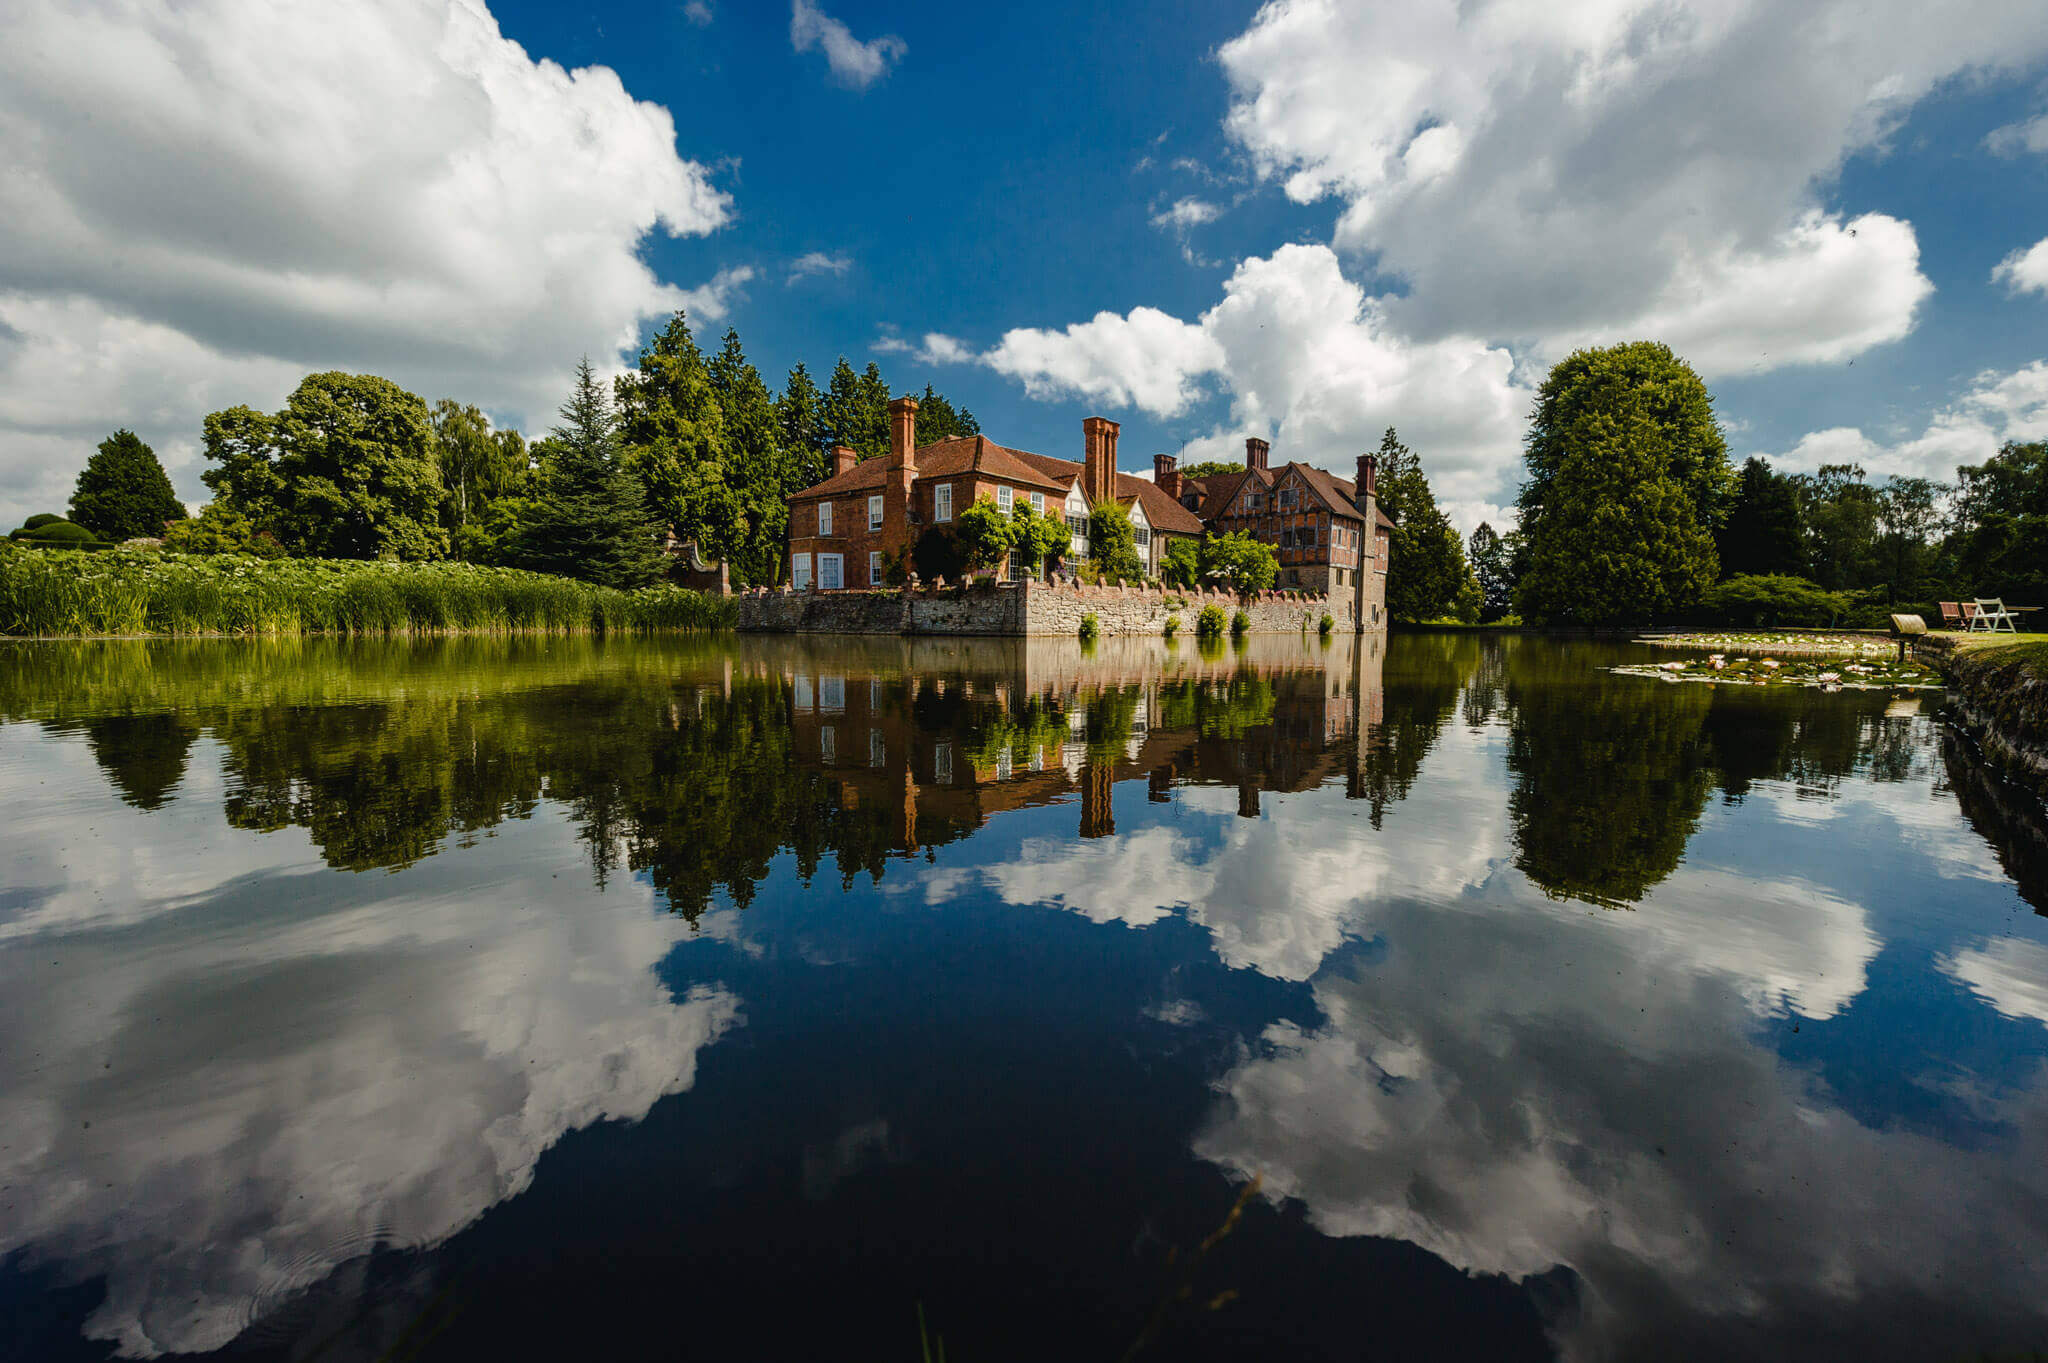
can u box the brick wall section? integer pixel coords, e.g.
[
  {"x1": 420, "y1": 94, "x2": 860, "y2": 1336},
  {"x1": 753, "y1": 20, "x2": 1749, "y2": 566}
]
[{"x1": 739, "y1": 579, "x2": 1390, "y2": 636}]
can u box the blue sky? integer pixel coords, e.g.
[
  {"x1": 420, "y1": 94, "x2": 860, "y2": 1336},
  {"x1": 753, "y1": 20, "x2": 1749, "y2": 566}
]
[{"x1": 1, "y1": 0, "x2": 2045, "y2": 532}]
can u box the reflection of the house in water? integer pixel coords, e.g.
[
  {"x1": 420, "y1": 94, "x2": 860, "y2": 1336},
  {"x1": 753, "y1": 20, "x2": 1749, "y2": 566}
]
[{"x1": 781, "y1": 635, "x2": 1387, "y2": 846}]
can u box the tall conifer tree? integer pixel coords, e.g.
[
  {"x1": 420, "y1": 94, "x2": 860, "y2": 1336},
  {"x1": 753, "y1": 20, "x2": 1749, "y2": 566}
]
[
  {"x1": 503, "y1": 357, "x2": 662, "y2": 588},
  {"x1": 71, "y1": 430, "x2": 187, "y2": 541}
]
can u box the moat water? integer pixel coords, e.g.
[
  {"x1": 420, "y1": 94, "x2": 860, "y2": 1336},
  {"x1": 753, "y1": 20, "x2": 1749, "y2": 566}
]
[{"x1": 3, "y1": 632, "x2": 2047, "y2": 1362}]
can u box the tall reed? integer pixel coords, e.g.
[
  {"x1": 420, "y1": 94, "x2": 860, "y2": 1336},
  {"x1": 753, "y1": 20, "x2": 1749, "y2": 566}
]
[{"x1": 0, "y1": 545, "x2": 738, "y2": 637}]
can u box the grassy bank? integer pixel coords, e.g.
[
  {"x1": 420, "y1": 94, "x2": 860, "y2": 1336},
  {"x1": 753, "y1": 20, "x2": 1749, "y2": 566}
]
[{"x1": 0, "y1": 546, "x2": 736, "y2": 636}]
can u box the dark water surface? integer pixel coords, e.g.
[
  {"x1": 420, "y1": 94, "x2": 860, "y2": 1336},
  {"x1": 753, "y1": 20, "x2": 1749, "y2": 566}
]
[{"x1": 4, "y1": 633, "x2": 2048, "y2": 1362}]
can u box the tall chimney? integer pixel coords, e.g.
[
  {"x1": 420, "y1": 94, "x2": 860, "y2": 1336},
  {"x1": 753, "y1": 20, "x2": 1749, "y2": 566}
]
[
  {"x1": 1245, "y1": 437, "x2": 1270, "y2": 471},
  {"x1": 1355, "y1": 452, "x2": 1377, "y2": 505},
  {"x1": 888, "y1": 396, "x2": 918, "y2": 471},
  {"x1": 1153, "y1": 452, "x2": 1182, "y2": 500},
  {"x1": 832, "y1": 444, "x2": 859, "y2": 477},
  {"x1": 884, "y1": 396, "x2": 918, "y2": 555},
  {"x1": 1083, "y1": 416, "x2": 1120, "y2": 506}
]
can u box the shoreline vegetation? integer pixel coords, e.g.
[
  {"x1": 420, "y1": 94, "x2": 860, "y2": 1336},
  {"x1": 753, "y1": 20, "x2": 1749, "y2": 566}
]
[{"x1": 0, "y1": 546, "x2": 733, "y2": 638}]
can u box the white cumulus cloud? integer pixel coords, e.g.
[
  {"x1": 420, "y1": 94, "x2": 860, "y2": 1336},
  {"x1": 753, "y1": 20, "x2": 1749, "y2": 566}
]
[
  {"x1": 789, "y1": 0, "x2": 905, "y2": 90},
  {"x1": 0, "y1": 0, "x2": 735, "y2": 528},
  {"x1": 1987, "y1": 113, "x2": 2048, "y2": 156},
  {"x1": 1212, "y1": 0, "x2": 2047, "y2": 365},
  {"x1": 1994, "y1": 238, "x2": 2048, "y2": 297},
  {"x1": 984, "y1": 244, "x2": 1526, "y2": 510},
  {"x1": 985, "y1": 306, "x2": 1227, "y2": 417},
  {"x1": 874, "y1": 332, "x2": 978, "y2": 366},
  {"x1": 787, "y1": 251, "x2": 853, "y2": 284},
  {"x1": 1762, "y1": 359, "x2": 2048, "y2": 480}
]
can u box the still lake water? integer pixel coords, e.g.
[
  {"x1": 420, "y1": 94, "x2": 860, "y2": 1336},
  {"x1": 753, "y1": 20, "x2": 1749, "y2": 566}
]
[{"x1": 3, "y1": 632, "x2": 2048, "y2": 1361}]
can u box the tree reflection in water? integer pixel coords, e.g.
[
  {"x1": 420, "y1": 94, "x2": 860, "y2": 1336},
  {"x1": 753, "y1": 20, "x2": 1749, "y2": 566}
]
[
  {"x1": 0, "y1": 632, "x2": 1976, "y2": 917},
  {"x1": 5, "y1": 632, "x2": 2048, "y2": 1362}
]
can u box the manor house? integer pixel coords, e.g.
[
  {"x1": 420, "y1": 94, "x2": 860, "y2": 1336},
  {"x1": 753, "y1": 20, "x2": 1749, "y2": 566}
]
[{"x1": 781, "y1": 396, "x2": 1392, "y2": 629}]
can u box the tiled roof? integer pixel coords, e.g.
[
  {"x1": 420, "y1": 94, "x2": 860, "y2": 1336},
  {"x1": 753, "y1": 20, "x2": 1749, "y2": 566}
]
[
  {"x1": 1198, "y1": 461, "x2": 1395, "y2": 529},
  {"x1": 788, "y1": 435, "x2": 1068, "y2": 501},
  {"x1": 1007, "y1": 450, "x2": 1208, "y2": 536},
  {"x1": 786, "y1": 438, "x2": 1391, "y2": 532}
]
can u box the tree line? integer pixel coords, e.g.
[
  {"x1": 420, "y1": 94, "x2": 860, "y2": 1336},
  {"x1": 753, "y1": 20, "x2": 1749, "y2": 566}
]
[
  {"x1": 23, "y1": 321, "x2": 2037, "y2": 625},
  {"x1": 1492, "y1": 341, "x2": 2047, "y2": 626},
  {"x1": 11, "y1": 312, "x2": 984, "y2": 590}
]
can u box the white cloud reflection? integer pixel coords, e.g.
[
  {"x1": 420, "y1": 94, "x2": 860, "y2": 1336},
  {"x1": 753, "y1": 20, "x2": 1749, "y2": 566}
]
[{"x1": 0, "y1": 733, "x2": 740, "y2": 1358}]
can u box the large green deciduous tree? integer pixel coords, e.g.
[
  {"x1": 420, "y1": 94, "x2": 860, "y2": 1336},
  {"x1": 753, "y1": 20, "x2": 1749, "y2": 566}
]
[
  {"x1": 1375, "y1": 428, "x2": 1481, "y2": 622},
  {"x1": 1199, "y1": 530, "x2": 1278, "y2": 593},
  {"x1": 1515, "y1": 343, "x2": 1731, "y2": 625},
  {"x1": 502, "y1": 358, "x2": 664, "y2": 589},
  {"x1": 1088, "y1": 501, "x2": 1144, "y2": 581},
  {"x1": 71, "y1": 430, "x2": 188, "y2": 542},
  {"x1": 202, "y1": 372, "x2": 448, "y2": 560},
  {"x1": 1948, "y1": 440, "x2": 2048, "y2": 605}
]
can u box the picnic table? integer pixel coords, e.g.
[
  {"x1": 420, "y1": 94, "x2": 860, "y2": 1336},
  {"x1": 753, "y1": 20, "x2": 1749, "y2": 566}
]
[{"x1": 1940, "y1": 600, "x2": 2042, "y2": 633}]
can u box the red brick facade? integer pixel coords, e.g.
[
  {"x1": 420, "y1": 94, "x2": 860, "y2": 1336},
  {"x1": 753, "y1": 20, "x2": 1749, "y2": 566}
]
[
  {"x1": 785, "y1": 400, "x2": 1204, "y2": 590},
  {"x1": 783, "y1": 401, "x2": 1392, "y2": 629}
]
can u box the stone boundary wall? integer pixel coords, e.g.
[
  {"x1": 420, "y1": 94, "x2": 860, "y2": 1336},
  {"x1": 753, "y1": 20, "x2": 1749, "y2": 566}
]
[
  {"x1": 737, "y1": 578, "x2": 1379, "y2": 637},
  {"x1": 1934, "y1": 642, "x2": 2048, "y2": 804}
]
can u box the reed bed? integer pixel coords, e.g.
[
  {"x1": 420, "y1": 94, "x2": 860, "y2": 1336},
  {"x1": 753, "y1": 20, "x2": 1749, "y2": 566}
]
[{"x1": 0, "y1": 545, "x2": 736, "y2": 637}]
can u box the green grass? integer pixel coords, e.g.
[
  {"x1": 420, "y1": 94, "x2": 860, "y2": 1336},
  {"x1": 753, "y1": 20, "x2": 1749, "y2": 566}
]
[{"x1": 0, "y1": 544, "x2": 735, "y2": 637}]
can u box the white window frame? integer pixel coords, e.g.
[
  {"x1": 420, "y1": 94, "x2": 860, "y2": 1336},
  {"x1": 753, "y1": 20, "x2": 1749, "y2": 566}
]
[
  {"x1": 1030, "y1": 491, "x2": 1045, "y2": 515},
  {"x1": 867, "y1": 494, "x2": 883, "y2": 531},
  {"x1": 935, "y1": 483, "x2": 953, "y2": 522},
  {"x1": 869, "y1": 550, "x2": 883, "y2": 586},
  {"x1": 997, "y1": 485, "x2": 1014, "y2": 513},
  {"x1": 819, "y1": 553, "x2": 844, "y2": 590},
  {"x1": 791, "y1": 552, "x2": 812, "y2": 591},
  {"x1": 818, "y1": 501, "x2": 833, "y2": 537}
]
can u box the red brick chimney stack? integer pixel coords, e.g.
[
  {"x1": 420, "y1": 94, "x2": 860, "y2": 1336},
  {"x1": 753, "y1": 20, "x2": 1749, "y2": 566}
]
[
  {"x1": 1153, "y1": 452, "x2": 1182, "y2": 500},
  {"x1": 1355, "y1": 452, "x2": 1377, "y2": 503},
  {"x1": 1082, "y1": 416, "x2": 1120, "y2": 506},
  {"x1": 888, "y1": 397, "x2": 918, "y2": 471},
  {"x1": 831, "y1": 445, "x2": 859, "y2": 477},
  {"x1": 1245, "y1": 437, "x2": 1270, "y2": 471},
  {"x1": 884, "y1": 396, "x2": 918, "y2": 554}
]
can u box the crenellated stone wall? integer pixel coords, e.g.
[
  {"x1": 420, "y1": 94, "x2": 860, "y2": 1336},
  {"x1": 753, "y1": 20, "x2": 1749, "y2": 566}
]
[{"x1": 737, "y1": 578, "x2": 1381, "y2": 637}]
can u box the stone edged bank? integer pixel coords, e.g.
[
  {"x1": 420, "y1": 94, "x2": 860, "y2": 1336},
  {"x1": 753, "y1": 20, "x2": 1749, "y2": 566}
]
[
  {"x1": 736, "y1": 578, "x2": 1373, "y2": 637},
  {"x1": 1929, "y1": 639, "x2": 2048, "y2": 804}
]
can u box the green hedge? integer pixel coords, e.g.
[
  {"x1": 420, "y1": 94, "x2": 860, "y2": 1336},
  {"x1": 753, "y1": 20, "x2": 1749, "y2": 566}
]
[
  {"x1": 0, "y1": 545, "x2": 735, "y2": 637},
  {"x1": 1696, "y1": 574, "x2": 1848, "y2": 628}
]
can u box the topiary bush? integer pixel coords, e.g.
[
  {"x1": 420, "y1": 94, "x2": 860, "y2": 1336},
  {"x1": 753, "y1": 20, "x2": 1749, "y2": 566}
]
[
  {"x1": 1196, "y1": 603, "x2": 1227, "y2": 637},
  {"x1": 1231, "y1": 608, "x2": 1250, "y2": 635},
  {"x1": 21, "y1": 513, "x2": 65, "y2": 531},
  {"x1": 9, "y1": 519, "x2": 103, "y2": 549}
]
